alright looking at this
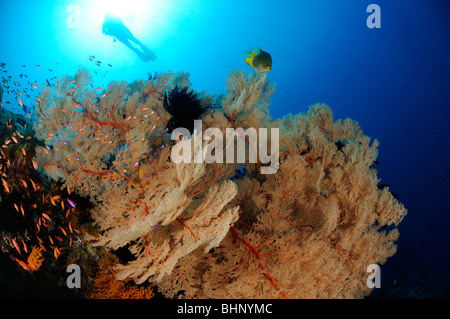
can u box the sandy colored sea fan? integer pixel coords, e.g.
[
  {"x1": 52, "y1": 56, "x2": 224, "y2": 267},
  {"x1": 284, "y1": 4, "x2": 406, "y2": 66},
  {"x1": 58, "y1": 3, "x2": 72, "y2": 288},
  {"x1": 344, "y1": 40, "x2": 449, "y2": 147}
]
[{"x1": 34, "y1": 68, "x2": 406, "y2": 299}]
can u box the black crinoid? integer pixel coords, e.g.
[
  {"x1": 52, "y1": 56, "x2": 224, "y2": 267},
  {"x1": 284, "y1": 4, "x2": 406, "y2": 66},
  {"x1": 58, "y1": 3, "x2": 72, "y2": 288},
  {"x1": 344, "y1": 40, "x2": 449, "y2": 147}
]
[{"x1": 164, "y1": 85, "x2": 206, "y2": 134}]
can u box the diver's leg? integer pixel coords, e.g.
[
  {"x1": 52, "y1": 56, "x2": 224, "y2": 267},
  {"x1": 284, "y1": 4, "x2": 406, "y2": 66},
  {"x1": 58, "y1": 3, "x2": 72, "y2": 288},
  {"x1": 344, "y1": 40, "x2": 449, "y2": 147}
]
[
  {"x1": 125, "y1": 38, "x2": 156, "y2": 61},
  {"x1": 121, "y1": 38, "x2": 151, "y2": 61},
  {"x1": 129, "y1": 35, "x2": 143, "y2": 46},
  {"x1": 115, "y1": 35, "x2": 138, "y2": 51},
  {"x1": 121, "y1": 27, "x2": 143, "y2": 46},
  {"x1": 116, "y1": 32, "x2": 156, "y2": 62}
]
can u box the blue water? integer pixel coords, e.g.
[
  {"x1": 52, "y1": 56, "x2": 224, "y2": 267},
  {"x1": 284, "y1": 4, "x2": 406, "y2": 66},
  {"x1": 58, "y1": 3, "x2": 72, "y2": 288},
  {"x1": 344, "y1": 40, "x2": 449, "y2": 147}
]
[{"x1": 1, "y1": 0, "x2": 449, "y2": 298}]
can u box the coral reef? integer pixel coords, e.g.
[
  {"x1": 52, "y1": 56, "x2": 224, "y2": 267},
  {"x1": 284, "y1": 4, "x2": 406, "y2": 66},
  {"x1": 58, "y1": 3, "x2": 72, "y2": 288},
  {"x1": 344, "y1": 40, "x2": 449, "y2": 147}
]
[{"x1": 33, "y1": 68, "x2": 406, "y2": 298}]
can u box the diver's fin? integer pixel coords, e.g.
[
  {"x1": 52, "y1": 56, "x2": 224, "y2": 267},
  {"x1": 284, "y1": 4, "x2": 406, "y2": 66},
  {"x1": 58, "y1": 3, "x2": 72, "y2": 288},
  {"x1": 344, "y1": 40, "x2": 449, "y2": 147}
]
[{"x1": 141, "y1": 45, "x2": 157, "y2": 61}]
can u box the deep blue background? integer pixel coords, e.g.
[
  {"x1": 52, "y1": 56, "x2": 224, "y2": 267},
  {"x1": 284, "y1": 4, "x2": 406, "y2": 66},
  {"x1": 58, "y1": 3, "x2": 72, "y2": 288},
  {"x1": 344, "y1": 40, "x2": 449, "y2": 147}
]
[{"x1": 1, "y1": 0, "x2": 449, "y2": 297}]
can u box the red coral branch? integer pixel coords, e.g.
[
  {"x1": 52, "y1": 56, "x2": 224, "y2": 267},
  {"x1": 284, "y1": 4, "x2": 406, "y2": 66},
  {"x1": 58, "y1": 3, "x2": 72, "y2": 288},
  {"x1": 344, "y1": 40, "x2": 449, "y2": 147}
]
[
  {"x1": 230, "y1": 226, "x2": 260, "y2": 259},
  {"x1": 80, "y1": 168, "x2": 141, "y2": 188},
  {"x1": 71, "y1": 96, "x2": 130, "y2": 132},
  {"x1": 45, "y1": 162, "x2": 71, "y2": 175},
  {"x1": 146, "y1": 89, "x2": 165, "y2": 99},
  {"x1": 319, "y1": 119, "x2": 332, "y2": 135},
  {"x1": 176, "y1": 218, "x2": 200, "y2": 242},
  {"x1": 230, "y1": 226, "x2": 288, "y2": 298},
  {"x1": 136, "y1": 199, "x2": 149, "y2": 215}
]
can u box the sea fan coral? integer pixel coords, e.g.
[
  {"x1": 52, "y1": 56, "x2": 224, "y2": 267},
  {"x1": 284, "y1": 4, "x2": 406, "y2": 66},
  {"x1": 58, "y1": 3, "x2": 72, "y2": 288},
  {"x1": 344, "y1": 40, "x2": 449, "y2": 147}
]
[{"x1": 33, "y1": 68, "x2": 406, "y2": 299}]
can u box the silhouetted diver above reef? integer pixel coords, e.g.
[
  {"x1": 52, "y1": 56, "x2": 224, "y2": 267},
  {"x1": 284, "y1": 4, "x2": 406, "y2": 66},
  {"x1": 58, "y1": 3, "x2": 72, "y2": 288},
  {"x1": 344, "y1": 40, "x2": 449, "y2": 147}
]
[{"x1": 101, "y1": 13, "x2": 156, "y2": 62}]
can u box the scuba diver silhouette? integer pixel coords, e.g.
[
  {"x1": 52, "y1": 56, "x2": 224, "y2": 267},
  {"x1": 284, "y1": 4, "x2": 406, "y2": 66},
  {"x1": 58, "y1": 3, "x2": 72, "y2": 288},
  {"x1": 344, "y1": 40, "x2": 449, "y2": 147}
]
[{"x1": 101, "y1": 13, "x2": 156, "y2": 62}]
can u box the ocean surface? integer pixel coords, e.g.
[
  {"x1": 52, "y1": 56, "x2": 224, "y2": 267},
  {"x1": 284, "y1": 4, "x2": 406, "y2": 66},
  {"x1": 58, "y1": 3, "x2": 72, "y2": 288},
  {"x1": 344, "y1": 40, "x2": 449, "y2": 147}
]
[{"x1": 0, "y1": 0, "x2": 449, "y2": 298}]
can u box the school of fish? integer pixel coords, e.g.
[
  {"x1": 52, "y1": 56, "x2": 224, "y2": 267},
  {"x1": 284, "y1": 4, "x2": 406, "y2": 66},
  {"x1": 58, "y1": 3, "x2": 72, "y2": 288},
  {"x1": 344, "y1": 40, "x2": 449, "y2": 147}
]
[{"x1": 0, "y1": 57, "x2": 113, "y2": 272}]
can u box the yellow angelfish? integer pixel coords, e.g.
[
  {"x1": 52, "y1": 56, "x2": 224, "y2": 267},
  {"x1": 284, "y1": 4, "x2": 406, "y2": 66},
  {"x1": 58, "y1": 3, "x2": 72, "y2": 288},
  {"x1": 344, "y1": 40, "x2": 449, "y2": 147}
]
[{"x1": 244, "y1": 47, "x2": 272, "y2": 73}]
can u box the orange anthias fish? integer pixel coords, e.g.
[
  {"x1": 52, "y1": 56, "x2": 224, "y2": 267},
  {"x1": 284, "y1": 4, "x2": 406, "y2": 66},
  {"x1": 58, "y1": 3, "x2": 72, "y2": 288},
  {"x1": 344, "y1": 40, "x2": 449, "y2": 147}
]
[
  {"x1": 22, "y1": 240, "x2": 28, "y2": 254},
  {"x1": 2, "y1": 179, "x2": 10, "y2": 193},
  {"x1": 30, "y1": 179, "x2": 37, "y2": 191},
  {"x1": 54, "y1": 247, "x2": 61, "y2": 259},
  {"x1": 15, "y1": 258, "x2": 30, "y2": 271},
  {"x1": 12, "y1": 239, "x2": 21, "y2": 254}
]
